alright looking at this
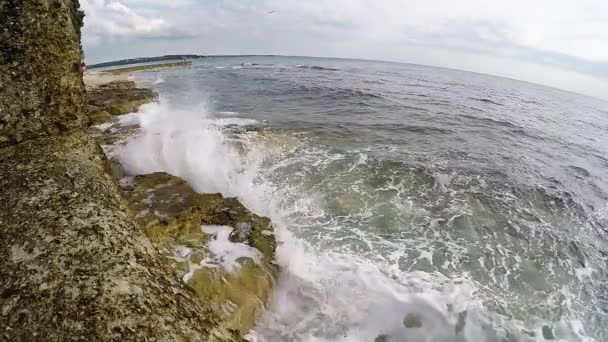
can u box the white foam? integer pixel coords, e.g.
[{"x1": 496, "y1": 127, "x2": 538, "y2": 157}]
[
  {"x1": 153, "y1": 77, "x2": 165, "y2": 85},
  {"x1": 91, "y1": 122, "x2": 114, "y2": 132},
  {"x1": 202, "y1": 225, "x2": 262, "y2": 272}
]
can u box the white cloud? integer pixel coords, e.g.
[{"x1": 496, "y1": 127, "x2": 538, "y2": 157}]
[
  {"x1": 81, "y1": 0, "x2": 186, "y2": 43},
  {"x1": 82, "y1": 0, "x2": 608, "y2": 98}
]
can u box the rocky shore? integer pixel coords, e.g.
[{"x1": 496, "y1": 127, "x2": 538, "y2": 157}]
[
  {"x1": 87, "y1": 80, "x2": 157, "y2": 125},
  {"x1": 84, "y1": 67, "x2": 279, "y2": 336},
  {"x1": 0, "y1": 1, "x2": 276, "y2": 340}
]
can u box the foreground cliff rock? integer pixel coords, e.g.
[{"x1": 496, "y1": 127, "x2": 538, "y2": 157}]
[
  {"x1": 0, "y1": 0, "x2": 87, "y2": 148},
  {"x1": 0, "y1": 0, "x2": 239, "y2": 340},
  {"x1": 0, "y1": 132, "x2": 236, "y2": 340}
]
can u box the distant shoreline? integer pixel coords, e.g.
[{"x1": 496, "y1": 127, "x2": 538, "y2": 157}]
[{"x1": 99, "y1": 61, "x2": 192, "y2": 75}]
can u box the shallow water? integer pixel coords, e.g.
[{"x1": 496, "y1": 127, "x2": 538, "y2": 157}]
[{"x1": 117, "y1": 56, "x2": 607, "y2": 341}]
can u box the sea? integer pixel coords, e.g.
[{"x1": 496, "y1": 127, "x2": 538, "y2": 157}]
[{"x1": 112, "y1": 56, "x2": 608, "y2": 341}]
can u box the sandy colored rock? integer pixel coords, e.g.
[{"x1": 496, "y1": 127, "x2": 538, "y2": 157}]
[
  {"x1": 0, "y1": 132, "x2": 237, "y2": 341},
  {"x1": 0, "y1": 0, "x2": 87, "y2": 148},
  {"x1": 0, "y1": 1, "x2": 239, "y2": 340},
  {"x1": 122, "y1": 172, "x2": 278, "y2": 334}
]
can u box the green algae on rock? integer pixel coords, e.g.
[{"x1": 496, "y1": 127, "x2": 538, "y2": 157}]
[
  {"x1": 87, "y1": 80, "x2": 157, "y2": 124},
  {"x1": 122, "y1": 172, "x2": 278, "y2": 334}
]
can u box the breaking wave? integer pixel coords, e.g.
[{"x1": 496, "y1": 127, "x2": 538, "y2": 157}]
[{"x1": 114, "y1": 94, "x2": 598, "y2": 341}]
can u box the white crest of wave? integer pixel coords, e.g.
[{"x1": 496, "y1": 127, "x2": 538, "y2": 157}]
[
  {"x1": 115, "y1": 99, "x2": 586, "y2": 342},
  {"x1": 118, "y1": 100, "x2": 262, "y2": 197}
]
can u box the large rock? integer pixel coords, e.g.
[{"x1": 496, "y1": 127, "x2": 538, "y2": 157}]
[
  {"x1": 0, "y1": 0, "x2": 239, "y2": 340},
  {"x1": 0, "y1": 0, "x2": 87, "y2": 148},
  {"x1": 122, "y1": 172, "x2": 278, "y2": 334},
  {"x1": 87, "y1": 80, "x2": 157, "y2": 124},
  {"x1": 0, "y1": 132, "x2": 237, "y2": 341}
]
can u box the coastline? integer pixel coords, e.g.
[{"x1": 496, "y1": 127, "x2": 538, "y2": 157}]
[{"x1": 86, "y1": 63, "x2": 280, "y2": 337}]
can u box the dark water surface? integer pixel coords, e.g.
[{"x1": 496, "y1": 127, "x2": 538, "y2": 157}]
[{"x1": 126, "y1": 56, "x2": 608, "y2": 341}]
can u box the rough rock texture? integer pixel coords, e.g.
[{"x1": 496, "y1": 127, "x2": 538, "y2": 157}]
[
  {"x1": 123, "y1": 172, "x2": 278, "y2": 334},
  {"x1": 0, "y1": 132, "x2": 237, "y2": 340},
  {"x1": 0, "y1": 0, "x2": 239, "y2": 340},
  {"x1": 0, "y1": 0, "x2": 87, "y2": 148},
  {"x1": 87, "y1": 80, "x2": 157, "y2": 125}
]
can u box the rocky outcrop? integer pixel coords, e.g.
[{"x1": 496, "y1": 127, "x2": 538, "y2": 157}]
[
  {"x1": 0, "y1": 0, "x2": 87, "y2": 148},
  {"x1": 0, "y1": 0, "x2": 240, "y2": 340},
  {"x1": 0, "y1": 132, "x2": 237, "y2": 340},
  {"x1": 122, "y1": 172, "x2": 278, "y2": 334},
  {"x1": 87, "y1": 80, "x2": 157, "y2": 125}
]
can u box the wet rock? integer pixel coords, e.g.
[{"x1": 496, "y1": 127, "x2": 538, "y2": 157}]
[
  {"x1": 542, "y1": 325, "x2": 555, "y2": 340},
  {"x1": 0, "y1": 0, "x2": 88, "y2": 148},
  {"x1": 122, "y1": 172, "x2": 278, "y2": 334},
  {"x1": 374, "y1": 334, "x2": 389, "y2": 342},
  {"x1": 455, "y1": 311, "x2": 467, "y2": 334},
  {"x1": 87, "y1": 109, "x2": 114, "y2": 126},
  {"x1": 0, "y1": 0, "x2": 237, "y2": 340},
  {"x1": 87, "y1": 80, "x2": 157, "y2": 123},
  {"x1": 403, "y1": 313, "x2": 423, "y2": 328}
]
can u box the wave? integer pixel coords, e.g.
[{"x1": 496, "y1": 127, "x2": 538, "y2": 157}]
[
  {"x1": 110, "y1": 97, "x2": 597, "y2": 341},
  {"x1": 287, "y1": 84, "x2": 385, "y2": 101},
  {"x1": 468, "y1": 97, "x2": 505, "y2": 106},
  {"x1": 296, "y1": 65, "x2": 340, "y2": 71}
]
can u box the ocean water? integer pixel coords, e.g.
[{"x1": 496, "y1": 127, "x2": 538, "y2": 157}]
[{"x1": 115, "y1": 56, "x2": 608, "y2": 341}]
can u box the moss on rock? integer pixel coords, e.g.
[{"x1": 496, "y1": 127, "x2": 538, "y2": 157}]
[
  {"x1": 122, "y1": 172, "x2": 279, "y2": 335},
  {"x1": 86, "y1": 80, "x2": 157, "y2": 123}
]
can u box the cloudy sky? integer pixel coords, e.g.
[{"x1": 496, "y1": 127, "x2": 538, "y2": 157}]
[{"x1": 81, "y1": 0, "x2": 608, "y2": 100}]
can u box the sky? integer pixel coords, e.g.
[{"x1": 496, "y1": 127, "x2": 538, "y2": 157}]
[{"x1": 81, "y1": 0, "x2": 608, "y2": 100}]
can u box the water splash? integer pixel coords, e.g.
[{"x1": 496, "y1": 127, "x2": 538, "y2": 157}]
[{"x1": 115, "y1": 95, "x2": 597, "y2": 341}]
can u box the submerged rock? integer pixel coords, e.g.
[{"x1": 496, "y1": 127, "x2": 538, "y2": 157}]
[
  {"x1": 403, "y1": 313, "x2": 423, "y2": 328},
  {"x1": 122, "y1": 172, "x2": 278, "y2": 334},
  {"x1": 86, "y1": 80, "x2": 157, "y2": 124}
]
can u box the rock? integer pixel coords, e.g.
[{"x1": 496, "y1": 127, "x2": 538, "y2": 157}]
[
  {"x1": 455, "y1": 311, "x2": 467, "y2": 334},
  {"x1": 0, "y1": 0, "x2": 238, "y2": 340},
  {"x1": 88, "y1": 110, "x2": 114, "y2": 126},
  {"x1": 87, "y1": 80, "x2": 157, "y2": 119},
  {"x1": 542, "y1": 325, "x2": 555, "y2": 340},
  {"x1": 122, "y1": 172, "x2": 278, "y2": 334},
  {"x1": 0, "y1": 132, "x2": 236, "y2": 341},
  {"x1": 374, "y1": 334, "x2": 389, "y2": 342},
  {"x1": 0, "y1": 0, "x2": 88, "y2": 148},
  {"x1": 403, "y1": 313, "x2": 423, "y2": 328}
]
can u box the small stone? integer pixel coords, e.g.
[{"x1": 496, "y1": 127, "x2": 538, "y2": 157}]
[
  {"x1": 542, "y1": 325, "x2": 554, "y2": 340},
  {"x1": 374, "y1": 334, "x2": 389, "y2": 342},
  {"x1": 403, "y1": 313, "x2": 423, "y2": 328},
  {"x1": 455, "y1": 311, "x2": 467, "y2": 334}
]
